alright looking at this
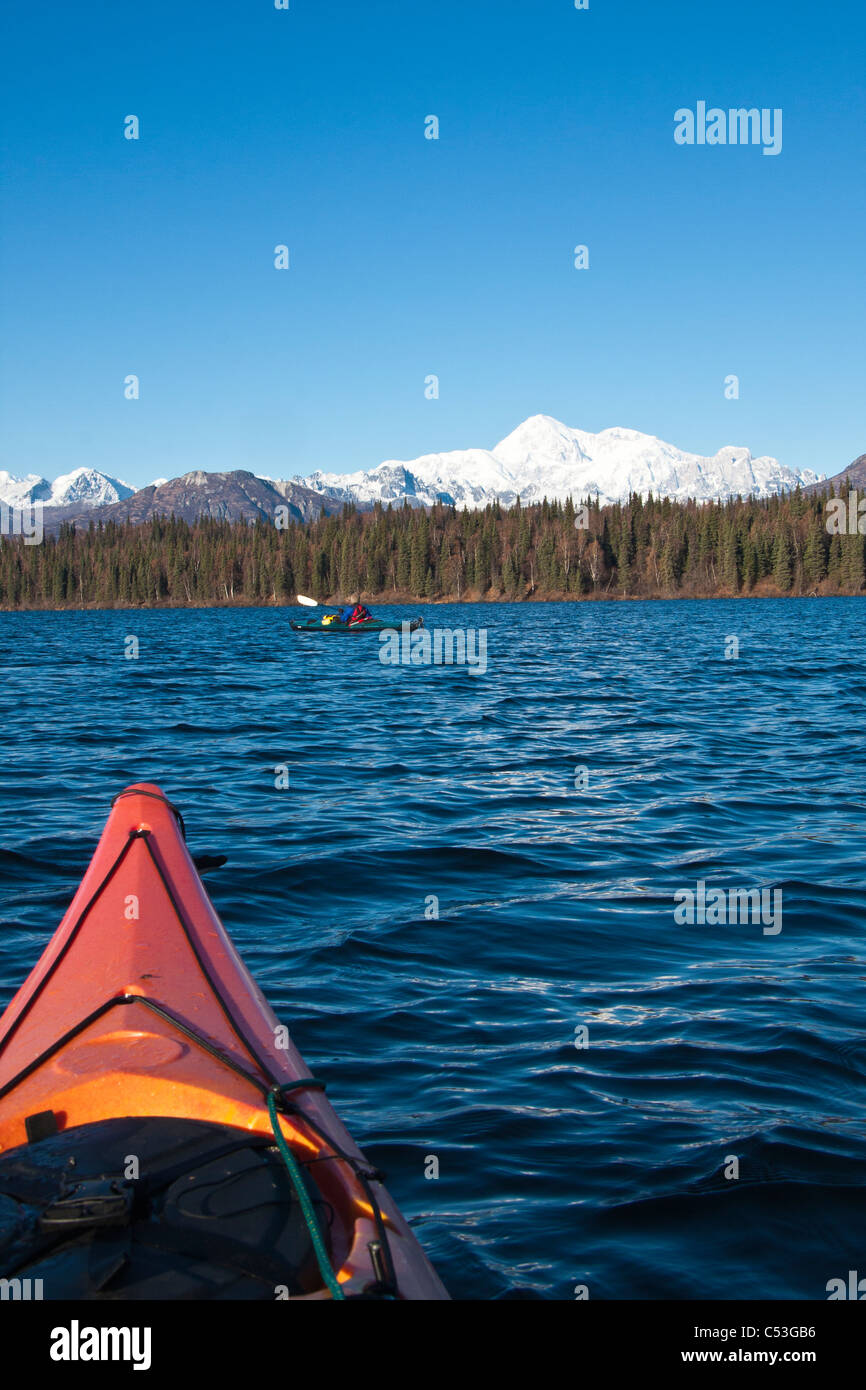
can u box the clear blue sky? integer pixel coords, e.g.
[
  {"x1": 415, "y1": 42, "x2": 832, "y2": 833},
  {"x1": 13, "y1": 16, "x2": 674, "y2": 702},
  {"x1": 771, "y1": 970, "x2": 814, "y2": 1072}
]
[{"x1": 1, "y1": 0, "x2": 863, "y2": 487}]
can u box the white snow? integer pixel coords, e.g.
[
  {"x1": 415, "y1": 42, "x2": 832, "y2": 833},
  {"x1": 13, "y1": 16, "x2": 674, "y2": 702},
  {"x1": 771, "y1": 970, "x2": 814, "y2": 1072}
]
[
  {"x1": 278, "y1": 415, "x2": 823, "y2": 510},
  {"x1": 0, "y1": 468, "x2": 136, "y2": 509},
  {"x1": 0, "y1": 416, "x2": 824, "y2": 521}
]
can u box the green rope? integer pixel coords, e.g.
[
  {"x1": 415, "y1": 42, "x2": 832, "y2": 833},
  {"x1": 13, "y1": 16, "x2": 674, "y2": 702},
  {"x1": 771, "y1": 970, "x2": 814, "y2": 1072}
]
[{"x1": 266, "y1": 1088, "x2": 346, "y2": 1301}]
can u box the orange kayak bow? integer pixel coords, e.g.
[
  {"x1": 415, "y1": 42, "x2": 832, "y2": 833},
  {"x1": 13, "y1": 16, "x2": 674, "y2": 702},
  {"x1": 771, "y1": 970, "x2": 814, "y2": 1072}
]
[{"x1": 0, "y1": 784, "x2": 447, "y2": 1300}]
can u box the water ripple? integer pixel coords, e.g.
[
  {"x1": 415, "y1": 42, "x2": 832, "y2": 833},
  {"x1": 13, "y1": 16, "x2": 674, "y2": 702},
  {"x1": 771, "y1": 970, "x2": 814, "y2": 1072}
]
[{"x1": 1, "y1": 599, "x2": 865, "y2": 1298}]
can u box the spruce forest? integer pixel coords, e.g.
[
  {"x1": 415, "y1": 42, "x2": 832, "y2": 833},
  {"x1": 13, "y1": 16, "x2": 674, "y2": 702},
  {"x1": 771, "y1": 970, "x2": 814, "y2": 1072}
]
[{"x1": 1, "y1": 488, "x2": 864, "y2": 609}]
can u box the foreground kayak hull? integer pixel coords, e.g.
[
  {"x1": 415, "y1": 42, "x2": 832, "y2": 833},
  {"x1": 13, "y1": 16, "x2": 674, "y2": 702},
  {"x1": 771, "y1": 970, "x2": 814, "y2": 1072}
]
[
  {"x1": 290, "y1": 617, "x2": 423, "y2": 634},
  {"x1": 0, "y1": 785, "x2": 447, "y2": 1300}
]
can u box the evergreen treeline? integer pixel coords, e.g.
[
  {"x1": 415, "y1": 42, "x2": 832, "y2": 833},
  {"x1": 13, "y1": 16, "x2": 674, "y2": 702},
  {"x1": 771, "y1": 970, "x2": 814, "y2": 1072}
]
[{"x1": 1, "y1": 488, "x2": 864, "y2": 608}]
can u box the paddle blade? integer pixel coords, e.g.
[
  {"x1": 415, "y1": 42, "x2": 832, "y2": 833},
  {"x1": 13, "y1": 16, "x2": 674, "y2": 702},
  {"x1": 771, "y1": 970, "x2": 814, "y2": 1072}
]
[{"x1": 296, "y1": 594, "x2": 319, "y2": 607}]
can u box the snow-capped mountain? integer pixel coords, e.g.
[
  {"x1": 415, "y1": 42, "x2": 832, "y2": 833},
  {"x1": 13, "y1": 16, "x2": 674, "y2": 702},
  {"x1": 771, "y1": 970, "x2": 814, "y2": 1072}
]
[
  {"x1": 0, "y1": 468, "x2": 136, "y2": 510},
  {"x1": 2, "y1": 417, "x2": 823, "y2": 528},
  {"x1": 287, "y1": 416, "x2": 822, "y2": 509}
]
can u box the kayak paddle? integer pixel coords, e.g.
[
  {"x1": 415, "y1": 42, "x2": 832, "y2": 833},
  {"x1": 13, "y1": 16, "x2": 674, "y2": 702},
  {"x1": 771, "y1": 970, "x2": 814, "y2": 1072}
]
[{"x1": 296, "y1": 594, "x2": 340, "y2": 617}]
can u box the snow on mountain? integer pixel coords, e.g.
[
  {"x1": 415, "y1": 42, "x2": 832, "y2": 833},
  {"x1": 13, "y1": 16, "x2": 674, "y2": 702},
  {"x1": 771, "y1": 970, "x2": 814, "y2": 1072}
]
[
  {"x1": 0, "y1": 472, "x2": 49, "y2": 509},
  {"x1": 285, "y1": 415, "x2": 822, "y2": 511},
  {"x1": 0, "y1": 417, "x2": 822, "y2": 524},
  {"x1": 50, "y1": 468, "x2": 136, "y2": 508},
  {"x1": 291, "y1": 449, "x2": 515, "y2": 509},
  {"x1": 0, "y1": 468, "x2": 136, "y2": 509}
]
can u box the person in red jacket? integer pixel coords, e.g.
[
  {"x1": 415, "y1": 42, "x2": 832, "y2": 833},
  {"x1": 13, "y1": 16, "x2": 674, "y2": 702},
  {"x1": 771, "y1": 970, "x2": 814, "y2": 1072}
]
[{"x1": 338, "y1": 594, "x2": 372, "y2": 625}]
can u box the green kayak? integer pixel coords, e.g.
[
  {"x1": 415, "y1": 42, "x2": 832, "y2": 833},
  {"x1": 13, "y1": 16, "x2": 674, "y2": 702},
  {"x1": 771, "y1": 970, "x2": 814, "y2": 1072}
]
[{"x1": 290, "y1": 616, "x2": 424, "y2": 635}]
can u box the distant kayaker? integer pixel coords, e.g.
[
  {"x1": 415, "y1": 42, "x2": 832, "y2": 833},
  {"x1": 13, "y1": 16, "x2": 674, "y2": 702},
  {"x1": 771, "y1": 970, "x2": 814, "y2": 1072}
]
[{"x1": 338, "y1": 594, "x2": 372, "y2": 625}]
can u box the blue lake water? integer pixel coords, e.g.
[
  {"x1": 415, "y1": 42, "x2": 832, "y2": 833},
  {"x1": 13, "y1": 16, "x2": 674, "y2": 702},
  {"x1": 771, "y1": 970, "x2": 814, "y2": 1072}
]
[{"x1": 1, "y1": 599, "x2": 865, "y2": 1299}]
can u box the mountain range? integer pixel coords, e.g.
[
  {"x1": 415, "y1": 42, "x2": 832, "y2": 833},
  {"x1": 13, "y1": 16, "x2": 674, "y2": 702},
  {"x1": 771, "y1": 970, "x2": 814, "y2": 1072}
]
[
  {"x1": 0, "y1": 467, "x2": 135, "y2": 511},
  {"x1": 291, "y1": 416, "x2": 823, "y2": 510},
  {"x1": 47, "y1": 471, "x2": 335, "y2": 528},
  {"x1": 0, "y1": 417, "x2": 844, "y2": 530}
]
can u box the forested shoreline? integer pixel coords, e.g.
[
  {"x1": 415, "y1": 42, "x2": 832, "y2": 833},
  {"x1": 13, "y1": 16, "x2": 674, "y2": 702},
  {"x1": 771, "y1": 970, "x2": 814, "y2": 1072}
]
[{"x1": 1, "y1": 488, "x2": 864, "y2": 609}]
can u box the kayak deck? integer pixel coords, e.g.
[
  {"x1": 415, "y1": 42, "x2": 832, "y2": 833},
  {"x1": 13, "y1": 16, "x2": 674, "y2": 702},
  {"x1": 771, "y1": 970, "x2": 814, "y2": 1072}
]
[
  {"x1": 0, "y1": 1116, "x2": 333, "y2": 1298},
  {"x1": 290, "y1": 616, "x2": 423, "y2": 634},
  {"x1": 0, "y1": 784, "x2": 447, "y2": 1300}
]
